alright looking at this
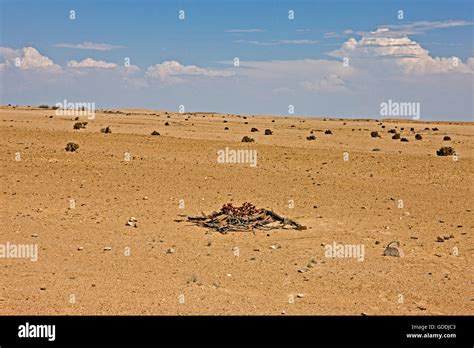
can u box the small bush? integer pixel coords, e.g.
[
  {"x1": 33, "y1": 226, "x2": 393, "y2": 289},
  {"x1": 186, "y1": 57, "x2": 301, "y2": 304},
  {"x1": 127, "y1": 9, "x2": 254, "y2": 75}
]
[
  {"x1": 241, "y1": 136, "x2": 254, "y2": 143},
  {"x1": 264, "y1": 129, "x2": 273, "y2": 135},
  {"x1": 400, "y1": 137, "x2": 409, "y2": 142},
  {"x1": 251, "y1": 127, "x2": 259, "y2": 132},
  {"x1": 100, "y1": 126, "x2": 112, "y2": 134},
  {"x1": 415, "y1": 134, "x2": 423, "y2": 140},
  {"x1": 325, "y1": 130, "x2": 332, "y2": 134},
  {"x1": 410, "y1": 127, "x2": 415, "y2": 131},
  {"x1": 73, "y1": 122, "x2": 87, "y2": 130},
  {"x1": 306, "y1": 135, "x2": 316, "y2": 140},
  {"x1": 74, "y1": 116, "x2": 79, "y2": 121},
  {"x1": 224, "y1": 127, "x2": 229, "y2": 130},
  {"x1": 38, "y1": 105, "x2": 49, "y2": 109},
  {"x1": 371, "y1": 131, "x2": 380, "y2": 138},
  {"x1": 164, "y1": 122, "x2": 169, "y2": 126},
  {"x1": 436, "y1": 147, "x2": 455, "y2": 156},
  {"x1": 65, "y1": 142, "x2": 79, "y2": 152},
  {"x1": 388, "y1": 129, "x2": 396, "y2": 133},
  {"x1": 432, "y1": 127, "x2": 439, "y2": 131},
  {"x1": 392, "y1": 133, "x2": 401, "y2": 140},
  {"x1": 151, "y1": 130, "x2": 160, "y2": 136},
  {"x1": 443, "y1": 136, "x2": 451, "y2": 141}
]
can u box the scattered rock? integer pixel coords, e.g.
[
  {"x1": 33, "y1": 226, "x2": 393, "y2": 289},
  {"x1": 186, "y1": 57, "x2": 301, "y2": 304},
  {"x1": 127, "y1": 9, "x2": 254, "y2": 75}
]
[
  {"x1": 126, "y1": 217, "x2": 138, "y2": 227},
  {"x1": 103, "y1": 247, "x2": 112, "y2": 251},
  {"x1": 383, "y1": 241, "x2": 404, "y2": 257}
]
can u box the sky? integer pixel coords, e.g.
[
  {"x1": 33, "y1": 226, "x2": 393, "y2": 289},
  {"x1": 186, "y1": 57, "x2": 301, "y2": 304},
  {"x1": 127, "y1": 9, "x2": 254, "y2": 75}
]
[{"x1": 0, "y1": 0, "x2": 473, "y2": 120}]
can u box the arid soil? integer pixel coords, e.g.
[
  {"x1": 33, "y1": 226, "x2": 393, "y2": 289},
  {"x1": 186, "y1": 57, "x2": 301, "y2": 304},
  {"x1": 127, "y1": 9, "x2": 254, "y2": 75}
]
[{"x1": 0, "y1": 106, "x2": 472, "y2": 315}]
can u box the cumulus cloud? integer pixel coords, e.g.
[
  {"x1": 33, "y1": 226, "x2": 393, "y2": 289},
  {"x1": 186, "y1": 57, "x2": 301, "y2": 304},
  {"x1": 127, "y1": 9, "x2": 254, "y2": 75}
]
[
  {"x1": 54, "y1": 42, "x2": 125, "y2": 51},
  {"x1": 67, "y1": 58, "x2": 118, "y2": 69},
  {"x1": 0, "y1": 47, "x2": 60, "y2": 70},
  {"x1": 146, "y1": 60, "x2": 234, "y2": 82},
  {"x1": 328, "y1": 28, "x2": 474, "y2": 74}
]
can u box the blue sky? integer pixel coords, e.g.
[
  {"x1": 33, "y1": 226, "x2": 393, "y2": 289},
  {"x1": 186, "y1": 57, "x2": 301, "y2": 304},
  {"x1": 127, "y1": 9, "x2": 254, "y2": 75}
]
[{"x1": 1, "y1": 0, "x2": 473, "y2": 120}]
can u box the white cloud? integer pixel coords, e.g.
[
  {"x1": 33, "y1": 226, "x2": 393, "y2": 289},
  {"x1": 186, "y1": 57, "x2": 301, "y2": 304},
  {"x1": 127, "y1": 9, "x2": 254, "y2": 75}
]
[
  {"x1": 302, "y1": 74, "x2": 346, "y2": 92},
  {"x1": 67, "y1": 58, "x2": 118, "y2": 69},
  {"x1": 380, "y1": 20, "x2": 472, "y2": 35},
  {"x1": 146, "y1": 60, "x2": 234, "y2": 82},
  {"x1": 328, "y1": 29, "x2": 474, "y2": 75},
  {"x1": 54, "y1": 42, "x2": 125, "y2": 51},
  {"x1": 0, "y1": 47, "x2": 60, "y2": 70}
]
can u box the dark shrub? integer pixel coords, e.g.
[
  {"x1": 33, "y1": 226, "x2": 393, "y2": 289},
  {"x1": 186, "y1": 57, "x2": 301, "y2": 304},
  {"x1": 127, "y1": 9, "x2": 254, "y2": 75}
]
[
  {"x1": 371, "y1": 131, "x2": 380, "y2": 138},
  {"x1": 325, "y1": 130, "x2": 332, "y2": 134},
  {"x1": 38, "y1": 105, "x2": 49, "y2": 109},
  {"x1": 251, "y1": 127, "x2": 259, "y2": 132},
  {"x1": 65, "y1": 142, "x2": 79, "y2": 152},
  {"x1": 264, "y1": 129, "x2": 273, "y2": 135},
  {"x1": 151, "y1": 130, "x2": 160, "y2": 136},
  {"x1": 241, "y1": 136, "x2": 254, "y2": 143},
  {"x1": 388, "y1": 129, "x2": 396, "y2": 133},
  {"x1": 432, "y1": 127, "x2": 439, "y2": 131},
  {"x1": 443, "y1": 136, "x2": 451, "y2": 141},
  {"x1": 392, "y1": 133, "x2": 401, "y2": 140},
  {"x1": 100, "y1": 126, "x2": 112, "y2": 134},
  {"x1": 400, "y1": 138, "x2": 409, "y2": 142},
  {"x1": 306, "y1": 135, "x2": 316, "y2": 140},
  {"x1": 436, "y1": 147, "x2": 455, "y2": 156},
  {"x1": 415, "y1": 134, "x2": 423, "y2": 140}
]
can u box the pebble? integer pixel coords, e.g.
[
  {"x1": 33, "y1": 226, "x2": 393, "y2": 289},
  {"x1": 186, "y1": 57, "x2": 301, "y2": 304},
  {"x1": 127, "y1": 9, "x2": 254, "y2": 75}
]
[
  {"x1": 166, "y1": 248, "x2": 175, "y2": 254},
  {"x1": 31, "y1": 234, "x2": 38, "y2": 237},
  {"x1": 383, "y1": 241, "x2": 404, "y2": 257},
  {"x1": 126, "y1": 217, "x2": 138, "y2": 227},
  {"x1": 436, "y1": 236, "x2": 444, "y2": 242},
  {"x1": 77, "y1": 247, "x2": 83, "y2": 251},
  {"x1": 297, "y1": 294, "x2": 304, "y2": 298},
  {"x1": 103, "y1": 247, "x2": 112, "y2": 251}
]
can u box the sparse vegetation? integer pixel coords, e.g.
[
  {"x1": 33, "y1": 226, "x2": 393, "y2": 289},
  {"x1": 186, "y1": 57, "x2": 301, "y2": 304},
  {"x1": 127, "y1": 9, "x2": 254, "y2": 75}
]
[
  {"x1": 443, "y1": 136, "x2": 451, "y2": 141},
  {"x1": 370, "y1": 131, "x2": 380, "y2": 138},
  {"x1": 73, "y1": 122, "x2": 87, "y2": 130},
  {"x1": 241, "y1": 136, "x2": 254, "y2": 143},
  {"x1": 325, "y1": 130, "x2": 332, "y2": 134},
  {"x1": 415, "y1": 134, "x2": 423, "y2": 140},
  {"x1": 251, "y1": 127, "x2": 259, "y2": 132},
  {"x1": 306, "y1": 135, "x2": 316, "y2": 140},
  {"x1": 436, "y1": 146, "x2": 455, "y2": 156},
  {"x1": 164, "y1": 122, "x2": 169, "y2": 126},
  {"x1": 392, "y1": 133, "x2": 401, "y2": 140},
  {"x1": 151, "y1": 130, "x2": 160, "y2": 136},
  {"x1": 388, "y1": 129, "x2": 396, "y2": 133},
  {"x1": 65, "y1": 142, "x2": 79, "y2": 152},
  {"x1": 38, "y1": 105, "x2": 50, "y2": 109},
  {"x1": 264, "y1": 129, "x2": 273, "y2": 135},
  {"x1": 100, "y1": 126, "x2": 112, "y2": 134},
  {"x1": 400, "y1": 137, "x2": 409, "y2": 142},
  {"x1": 432, "y1": 127, "x2": 439, "y2": 131}
]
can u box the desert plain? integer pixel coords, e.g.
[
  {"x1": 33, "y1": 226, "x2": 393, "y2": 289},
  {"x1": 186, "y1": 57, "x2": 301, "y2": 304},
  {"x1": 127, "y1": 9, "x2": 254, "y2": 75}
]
[{"x1": 0, "y1": 106, "x2": 472, "y2": 315}]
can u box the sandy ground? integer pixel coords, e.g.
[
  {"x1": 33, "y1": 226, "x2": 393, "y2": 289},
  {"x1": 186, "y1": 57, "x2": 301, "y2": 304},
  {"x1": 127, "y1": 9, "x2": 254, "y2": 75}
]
[{"x1": 0, "y1": 106, "x2": 472, "y2": 315}]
